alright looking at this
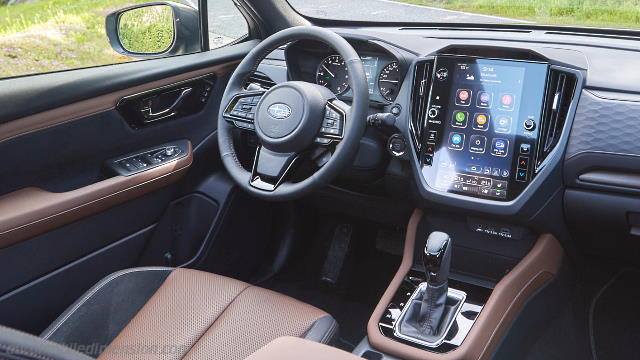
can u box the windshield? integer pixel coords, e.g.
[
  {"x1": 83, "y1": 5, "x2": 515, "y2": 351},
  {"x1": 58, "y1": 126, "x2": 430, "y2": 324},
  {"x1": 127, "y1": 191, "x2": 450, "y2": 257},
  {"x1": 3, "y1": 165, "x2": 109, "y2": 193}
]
[{"x1": 287, "y1": 0, "x2": 640, "y2": 31}]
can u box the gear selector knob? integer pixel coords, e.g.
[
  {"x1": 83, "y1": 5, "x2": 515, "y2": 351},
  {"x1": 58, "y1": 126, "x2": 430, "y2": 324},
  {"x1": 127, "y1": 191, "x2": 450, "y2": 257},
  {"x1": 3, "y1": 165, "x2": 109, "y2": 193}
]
[
  {"x1": 397, "y1": 231, "x2": 460, "y2": 342},
  {"x1": 423, "y1": 231, "x2": 452, "y2": 287}
]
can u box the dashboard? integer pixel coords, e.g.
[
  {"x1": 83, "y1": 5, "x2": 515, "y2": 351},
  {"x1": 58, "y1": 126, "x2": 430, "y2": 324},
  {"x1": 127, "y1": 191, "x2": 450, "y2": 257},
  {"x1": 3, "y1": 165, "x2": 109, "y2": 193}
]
[
  {"x1": 243, "y1": 21, "x2": 640, "y2": 275},
  {"x1": 254, "y1": 25, "x2": 640, "y2": 255},
  {"x1": 279, "y1": 39, "x2": 580, "y2": 207}
]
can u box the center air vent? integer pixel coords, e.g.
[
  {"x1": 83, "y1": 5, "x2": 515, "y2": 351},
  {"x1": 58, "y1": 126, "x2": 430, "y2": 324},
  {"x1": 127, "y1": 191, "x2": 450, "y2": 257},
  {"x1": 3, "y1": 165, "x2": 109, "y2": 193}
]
[
  {"x1": 410, "y1": 60, "x2": 433, "y2": 150},
  {"x1": 535, "y1": 68, "x2": 578, "y2": 169},
  {"x1": 245, "y1": 72, "x2": 276, "y2": 90}
]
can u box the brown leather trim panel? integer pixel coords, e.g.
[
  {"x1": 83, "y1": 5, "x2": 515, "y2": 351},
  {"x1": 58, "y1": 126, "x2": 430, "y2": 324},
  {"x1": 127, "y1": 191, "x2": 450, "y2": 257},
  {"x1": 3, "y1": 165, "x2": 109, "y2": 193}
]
[
  {"x1": 367, "y1": 209, "x2": 563, "y2": 360},
  {"x1": 0, "y1": 142, "x2": 193, "y2": 249},
  {"x1": 245, "y1": 337, "x2": 362, "y2": 360},
  {"x1": 0, "y1": 62, "x2": 237, "y2": 144},
  {"x1": 97, "y1": 269, "x2": 328, "y2": 360}
]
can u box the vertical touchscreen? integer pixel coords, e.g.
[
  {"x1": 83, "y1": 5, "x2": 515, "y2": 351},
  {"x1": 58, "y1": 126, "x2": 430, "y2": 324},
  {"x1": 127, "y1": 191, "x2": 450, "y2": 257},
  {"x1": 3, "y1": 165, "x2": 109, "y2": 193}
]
[{"x1": 422, "y1": 56, "x2": 548, "y2": 201}]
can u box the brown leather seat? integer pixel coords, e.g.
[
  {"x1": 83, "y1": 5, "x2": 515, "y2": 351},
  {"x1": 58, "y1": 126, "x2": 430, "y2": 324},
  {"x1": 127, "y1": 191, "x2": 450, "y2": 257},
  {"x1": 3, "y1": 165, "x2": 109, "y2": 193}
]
[{"x1": 34, "y1": 267, "x2": 337, "y2": 360}]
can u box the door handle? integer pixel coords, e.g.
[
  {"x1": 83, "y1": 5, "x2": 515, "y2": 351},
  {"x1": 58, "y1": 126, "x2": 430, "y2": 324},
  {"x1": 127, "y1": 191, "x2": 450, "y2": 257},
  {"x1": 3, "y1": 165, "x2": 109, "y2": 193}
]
[{"x1": 141, "y1": 87, "x2": 193, "y2": 120}]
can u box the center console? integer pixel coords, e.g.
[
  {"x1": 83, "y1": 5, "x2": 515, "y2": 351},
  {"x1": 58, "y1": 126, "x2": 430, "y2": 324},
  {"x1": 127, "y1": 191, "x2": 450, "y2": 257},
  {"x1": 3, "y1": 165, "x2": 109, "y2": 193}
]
[{"x1": 364, "y1": 209, "x2": 564, "y2": 360}]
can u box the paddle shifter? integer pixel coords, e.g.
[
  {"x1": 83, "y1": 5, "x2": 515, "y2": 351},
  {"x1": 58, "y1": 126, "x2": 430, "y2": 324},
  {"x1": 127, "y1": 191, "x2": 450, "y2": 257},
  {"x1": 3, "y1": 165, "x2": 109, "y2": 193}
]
[{"x1": 397, "y1": 231, "x2": 455, "y2": 345}]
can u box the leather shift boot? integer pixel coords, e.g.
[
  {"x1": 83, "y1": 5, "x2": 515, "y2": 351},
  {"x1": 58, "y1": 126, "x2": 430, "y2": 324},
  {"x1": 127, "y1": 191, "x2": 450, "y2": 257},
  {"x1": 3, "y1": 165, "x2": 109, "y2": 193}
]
[{"x1": 398, "y1": 282, "x2": 451, "y2": 343}]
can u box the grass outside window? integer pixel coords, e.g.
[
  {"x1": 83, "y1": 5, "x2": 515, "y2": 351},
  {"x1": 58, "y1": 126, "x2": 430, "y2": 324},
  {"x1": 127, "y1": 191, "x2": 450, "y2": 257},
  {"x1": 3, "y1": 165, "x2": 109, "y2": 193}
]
[{"x1": 397, "y1": 0, "x2": 640, "y2": 29}]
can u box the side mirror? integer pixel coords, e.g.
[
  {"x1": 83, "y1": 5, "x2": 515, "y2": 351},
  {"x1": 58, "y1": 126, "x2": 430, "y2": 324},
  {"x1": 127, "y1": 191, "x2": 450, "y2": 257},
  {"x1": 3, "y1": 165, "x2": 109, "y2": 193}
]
[{"x1": 105, "y1": 1, "x2": 201, "y2": 58}]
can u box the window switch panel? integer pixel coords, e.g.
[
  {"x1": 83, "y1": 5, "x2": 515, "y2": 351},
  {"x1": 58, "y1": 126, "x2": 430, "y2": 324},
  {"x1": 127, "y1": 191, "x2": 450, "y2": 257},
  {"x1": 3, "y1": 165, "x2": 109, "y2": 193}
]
[{"x1": 106, "y1": 140, "x2": 189, "y2": 176}]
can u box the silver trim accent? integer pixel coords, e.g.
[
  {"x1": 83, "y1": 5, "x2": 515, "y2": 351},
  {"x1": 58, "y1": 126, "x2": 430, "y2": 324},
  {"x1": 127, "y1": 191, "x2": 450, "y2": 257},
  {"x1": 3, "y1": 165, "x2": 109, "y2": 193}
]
[{"x1": 392, "y1": 283, "x2": 467, "y2": 348}]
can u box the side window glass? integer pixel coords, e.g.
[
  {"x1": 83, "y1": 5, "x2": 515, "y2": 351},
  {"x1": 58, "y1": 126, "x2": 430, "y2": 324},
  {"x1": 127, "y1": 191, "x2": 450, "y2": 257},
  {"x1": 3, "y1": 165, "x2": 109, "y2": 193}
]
[
  {"x1": 207, "y1": 0, "x2": 249, "y2": 49},
  {"x1": 0, "y1": 0, "x2": 249, "y2": 79}
]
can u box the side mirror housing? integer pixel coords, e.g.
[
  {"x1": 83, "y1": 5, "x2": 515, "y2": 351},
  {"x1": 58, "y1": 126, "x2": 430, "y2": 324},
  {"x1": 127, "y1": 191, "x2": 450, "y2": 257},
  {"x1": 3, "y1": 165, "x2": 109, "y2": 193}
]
[{"x1": 105, "y1": 1, "x2": 201, "y2": 58}]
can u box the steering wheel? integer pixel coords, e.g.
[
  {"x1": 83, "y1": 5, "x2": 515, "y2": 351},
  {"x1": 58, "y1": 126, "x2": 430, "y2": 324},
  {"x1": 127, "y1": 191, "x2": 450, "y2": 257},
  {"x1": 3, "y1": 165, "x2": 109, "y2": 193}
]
[{"x1": 218, "y1": 26, "x2": 368, "y2": 201}]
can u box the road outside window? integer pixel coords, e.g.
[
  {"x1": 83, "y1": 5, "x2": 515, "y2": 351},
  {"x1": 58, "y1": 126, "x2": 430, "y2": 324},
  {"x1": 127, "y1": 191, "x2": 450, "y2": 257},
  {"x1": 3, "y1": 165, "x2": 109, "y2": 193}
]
[
  {"x1": 0, "y1": 0, "x2": 248, "y2": 80},
  {"x1": 288, "y1": 0, "x2": 640, "y2": 30}
]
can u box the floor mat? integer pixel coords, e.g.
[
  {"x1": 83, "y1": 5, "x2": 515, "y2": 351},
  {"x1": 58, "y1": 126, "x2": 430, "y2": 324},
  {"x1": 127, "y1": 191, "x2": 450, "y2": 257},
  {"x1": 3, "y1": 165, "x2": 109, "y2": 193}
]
[
  {"x1": 259, "y1": 212, "x2": 403, "y2": 350},
  {"x1": 591, "y1": 269, "x2": 640, "y2": 360}
]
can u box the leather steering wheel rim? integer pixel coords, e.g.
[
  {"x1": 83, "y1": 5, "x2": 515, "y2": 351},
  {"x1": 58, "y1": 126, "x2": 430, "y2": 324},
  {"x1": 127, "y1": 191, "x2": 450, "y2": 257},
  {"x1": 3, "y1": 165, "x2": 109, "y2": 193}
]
[{"x1": 218, "y1": 26, "x2": 369, "y2": 201}]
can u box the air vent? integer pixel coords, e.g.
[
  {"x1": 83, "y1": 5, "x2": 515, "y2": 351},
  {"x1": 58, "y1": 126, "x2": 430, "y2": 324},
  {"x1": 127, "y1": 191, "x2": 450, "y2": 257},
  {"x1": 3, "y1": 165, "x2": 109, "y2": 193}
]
[
  {"x1": 410, "y1": 60, "x2": 432, "y2": 150},
  {"x1": 245, "y1": 72, "x2": 276, "y2": 90},
  {"x1": 536, "y1": 69, "x2": 577, "y2": 169}
]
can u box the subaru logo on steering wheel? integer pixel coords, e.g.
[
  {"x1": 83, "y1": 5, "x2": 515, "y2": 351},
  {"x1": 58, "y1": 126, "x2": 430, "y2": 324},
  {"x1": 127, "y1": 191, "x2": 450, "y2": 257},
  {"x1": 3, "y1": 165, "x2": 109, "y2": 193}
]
[{"x1": 267, "y1": 103, "x2": 292, "y2": 120}]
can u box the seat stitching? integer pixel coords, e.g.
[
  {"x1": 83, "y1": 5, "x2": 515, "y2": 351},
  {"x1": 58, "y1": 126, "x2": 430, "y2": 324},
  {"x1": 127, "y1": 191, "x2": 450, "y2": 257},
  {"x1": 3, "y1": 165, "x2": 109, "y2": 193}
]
[
  {"x1": 178, "y1": 284, "x2": 252, "y2": 359},
  {"x1": 42, "y1": 267, "x2": 172, "y2": 340}
]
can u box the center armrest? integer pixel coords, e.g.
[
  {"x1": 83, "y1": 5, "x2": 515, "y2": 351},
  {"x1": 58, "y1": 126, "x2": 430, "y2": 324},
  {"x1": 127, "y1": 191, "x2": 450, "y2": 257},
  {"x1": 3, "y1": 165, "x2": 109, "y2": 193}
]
[{"x1": 246, "y1": 337, "x2": 361, "y2": 360}]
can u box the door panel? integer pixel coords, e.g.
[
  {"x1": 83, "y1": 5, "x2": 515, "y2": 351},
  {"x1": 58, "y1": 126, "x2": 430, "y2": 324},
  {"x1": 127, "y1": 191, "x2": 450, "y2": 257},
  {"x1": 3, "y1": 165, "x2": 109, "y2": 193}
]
[
  {"x1": 0, "y1": 41, "x2": 254, "y2": 333},
  {"x1": 0, "y1": 141, "x2": 192, "y2": 248}
]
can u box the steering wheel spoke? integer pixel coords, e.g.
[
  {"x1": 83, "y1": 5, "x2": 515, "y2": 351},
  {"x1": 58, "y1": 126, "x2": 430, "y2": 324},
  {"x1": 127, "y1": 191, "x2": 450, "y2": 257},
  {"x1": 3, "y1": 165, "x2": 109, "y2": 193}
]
[
  {"x1": 315, "y1": 100, "x2": 349, "y2": 145},
  {"x1": 222, "y1": 89, "x2": 266, "y2": 131},
  {"x1": 250, "y1": 146, "x2": 301, "y2": 191}
]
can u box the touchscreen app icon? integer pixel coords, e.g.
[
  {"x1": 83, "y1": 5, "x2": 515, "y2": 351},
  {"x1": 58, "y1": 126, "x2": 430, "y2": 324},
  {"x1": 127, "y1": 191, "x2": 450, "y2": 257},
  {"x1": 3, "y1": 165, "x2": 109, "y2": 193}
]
[
  {"x1": 494, "y1": 115, "x2": 512, "y2": 134},
  {"x1": 477, "y1": 91, "x2": 492, "y2": 108},
  {"x1": 448, "y1": 132, "x2": 465, "y2": 151},
  {"x1": 452, "y1": 111, "x2": 469, "y2": 128},
  {"x1": 455, "y1": 89, "x2": 472, "y2": 106},
  {"x1": 491, "y1": 138, "x2": 509, "y2": 157},
  {"x1": 499, "y1": 93, "x2": 515, "y2": 111},
  {"x1": 473, "y1": 113, "x2": 490, "y2": 131},
  {"x1": 469, "y1": 135, "x2": 487, "y2": 154}
]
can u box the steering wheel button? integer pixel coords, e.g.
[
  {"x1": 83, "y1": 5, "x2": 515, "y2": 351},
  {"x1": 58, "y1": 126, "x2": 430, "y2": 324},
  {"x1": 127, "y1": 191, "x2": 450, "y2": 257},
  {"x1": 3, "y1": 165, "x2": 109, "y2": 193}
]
[
  {"x1": 232, "y1": 110, "x2": 248, "y2": 118},
  {"x1": 315, "y1": 137, "x2": 332, "y2": 145}
]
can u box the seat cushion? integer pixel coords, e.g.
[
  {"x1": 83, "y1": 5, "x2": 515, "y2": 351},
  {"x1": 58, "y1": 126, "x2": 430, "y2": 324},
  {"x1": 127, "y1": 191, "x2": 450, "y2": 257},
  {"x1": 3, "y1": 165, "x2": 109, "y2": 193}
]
[{"x1": 42, "y1": 268, "x2": 337, "y2": 360}]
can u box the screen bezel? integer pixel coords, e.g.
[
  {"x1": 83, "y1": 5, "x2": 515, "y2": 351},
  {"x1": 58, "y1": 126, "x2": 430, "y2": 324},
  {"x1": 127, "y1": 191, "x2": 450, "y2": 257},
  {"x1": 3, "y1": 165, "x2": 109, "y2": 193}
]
[{"x1": 420, "y1": 55, "x2": 550, "y2": 201}]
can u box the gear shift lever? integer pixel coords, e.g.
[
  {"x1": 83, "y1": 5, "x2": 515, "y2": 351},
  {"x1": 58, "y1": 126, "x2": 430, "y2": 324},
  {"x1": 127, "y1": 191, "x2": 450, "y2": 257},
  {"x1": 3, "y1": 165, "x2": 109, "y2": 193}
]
[
  {"x1": 397, "y1": 231, "x2": 453, "y2": 341},
  {"x1": 423, "y1": 231, "x2": 451, "y2": 286},
  {"x1": 420, "y1": 231, "x2": 452, "y2": 334}
]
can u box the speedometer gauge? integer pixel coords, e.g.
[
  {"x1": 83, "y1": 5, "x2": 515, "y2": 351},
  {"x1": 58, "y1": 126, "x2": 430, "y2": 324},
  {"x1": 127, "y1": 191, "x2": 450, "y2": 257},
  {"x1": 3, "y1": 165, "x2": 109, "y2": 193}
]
[
  {"x1": 378, "y1": 61, "x2": 401, "y2": 101},
  {"x1": 316, "y1": 55, "x2": 350, "y2": 95}
]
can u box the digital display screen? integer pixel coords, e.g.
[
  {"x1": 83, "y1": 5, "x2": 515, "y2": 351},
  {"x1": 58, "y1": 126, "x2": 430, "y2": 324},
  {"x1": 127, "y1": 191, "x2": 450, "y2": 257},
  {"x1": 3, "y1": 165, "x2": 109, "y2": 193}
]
[
  {"x1": 361, "y1": 56, "x2": 379, "y2": 95},
  {"x1": 341, "y1": 55, "x2": 395, "y2": 103},
  {"x1": 421, "y1": 56, "x2": 548, "y2": 201}
]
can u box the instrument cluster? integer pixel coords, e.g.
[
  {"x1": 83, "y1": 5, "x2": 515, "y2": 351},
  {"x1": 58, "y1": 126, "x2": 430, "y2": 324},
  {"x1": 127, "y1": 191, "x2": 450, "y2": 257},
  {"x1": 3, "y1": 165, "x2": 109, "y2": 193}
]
[
  {"x1": 315, "y1": 54, "x2": 402, "y2": 102},
  {"x1": 284, "y1": 40, "x2": 405, "y2": 104}
]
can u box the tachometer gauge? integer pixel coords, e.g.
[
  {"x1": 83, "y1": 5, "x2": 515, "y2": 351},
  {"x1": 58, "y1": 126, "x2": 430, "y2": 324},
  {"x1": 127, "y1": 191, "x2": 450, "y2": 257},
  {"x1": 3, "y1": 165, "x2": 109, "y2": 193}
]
[
  {"x1": 316, "y1": 55, "x2": 350, "y2": 95},
  {"x1": 378, "y1": 61, "x2": 401, "y2": 101}
]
